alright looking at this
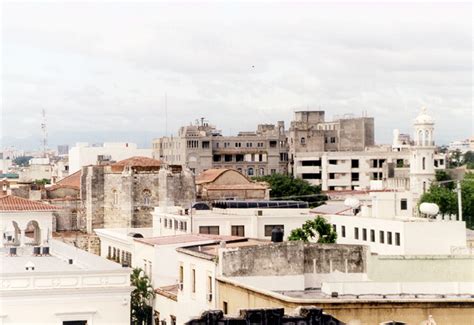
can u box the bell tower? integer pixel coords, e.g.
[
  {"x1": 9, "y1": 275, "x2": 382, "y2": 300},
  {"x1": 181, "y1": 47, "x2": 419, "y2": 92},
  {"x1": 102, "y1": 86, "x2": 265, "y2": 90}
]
[{"x1": 409, "y1": 107, "x2": 436, "y2": 201}]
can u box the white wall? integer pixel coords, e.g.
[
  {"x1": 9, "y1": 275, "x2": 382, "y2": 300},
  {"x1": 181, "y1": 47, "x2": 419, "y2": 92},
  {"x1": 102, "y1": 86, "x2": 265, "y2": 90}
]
[{"x1": 69, "y1": 142, "x2": 153, "y2": 173}]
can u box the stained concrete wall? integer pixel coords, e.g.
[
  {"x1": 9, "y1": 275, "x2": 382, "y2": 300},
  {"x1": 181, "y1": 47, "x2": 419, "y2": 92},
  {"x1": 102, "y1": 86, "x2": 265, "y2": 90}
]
[{"x1": 221, "y1": 242, "x2": 367, "y2": 277}]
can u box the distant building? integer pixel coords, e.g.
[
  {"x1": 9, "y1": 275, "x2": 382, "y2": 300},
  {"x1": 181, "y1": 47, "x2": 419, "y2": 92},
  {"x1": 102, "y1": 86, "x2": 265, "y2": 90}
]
[
  {"x1": 69, "y1": 142, "x2": 153, "y2": 173},
  {"x1": 153, "y1": 120, "x2": 289, "y2": 176},
  {"x1": 57, "y1": 144, "x2": 69, "y2": 156},
  {"x1": 195, "y1": 168, "x2": 269, "y2": 201},
  {"x1": 448, "y1": 139, "x2": 471, "y2": 153}
]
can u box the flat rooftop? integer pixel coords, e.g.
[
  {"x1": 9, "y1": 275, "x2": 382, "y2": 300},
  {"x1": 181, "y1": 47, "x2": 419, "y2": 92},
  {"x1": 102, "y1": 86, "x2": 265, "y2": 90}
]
[
  {"x1": 135, "y1": 234, "x2": 243, "y2": 246},
  {"x1": 183, "y1": 238, "x2": 271, "y2": 257}
]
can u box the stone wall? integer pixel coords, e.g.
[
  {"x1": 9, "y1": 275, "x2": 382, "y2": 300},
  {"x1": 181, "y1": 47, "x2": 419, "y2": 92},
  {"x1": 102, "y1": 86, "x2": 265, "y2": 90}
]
[{"x1": 221, "y1": 242, "x2": 367, "y2": 277}]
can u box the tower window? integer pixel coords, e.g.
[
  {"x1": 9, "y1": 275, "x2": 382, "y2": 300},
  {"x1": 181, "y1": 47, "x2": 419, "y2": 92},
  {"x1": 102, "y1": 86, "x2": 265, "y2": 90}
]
[{"x1": 422, "y1": 157, "x2": 426, "y2": 170}]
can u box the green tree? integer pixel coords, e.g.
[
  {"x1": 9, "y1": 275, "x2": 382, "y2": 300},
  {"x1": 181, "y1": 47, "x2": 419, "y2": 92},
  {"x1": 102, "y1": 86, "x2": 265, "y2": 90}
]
[
  {"x1": 449, "y1": 149, "x2": 462, "y2": 168},
  {"x1": 12, "y1": 156, "x2": 33, "y2": 167},
  {"x1": 130, "y1": 268, "x2": 155, "y2": 325},
  {"x1": 288, "y1": 216, "x2": 337, "y2": 243},
  {"x1": 253, "y1": 174, "x2": 327, "y2": 207},
  {"x1": 435, "y1": 170, "x2": 454, "y2": 190},
  {"x1": 420, "y1": 172, "x2": 474, "y2": 229},
  {"x1": 34, "y1": 178, "x2": 51, "y2": 185}
]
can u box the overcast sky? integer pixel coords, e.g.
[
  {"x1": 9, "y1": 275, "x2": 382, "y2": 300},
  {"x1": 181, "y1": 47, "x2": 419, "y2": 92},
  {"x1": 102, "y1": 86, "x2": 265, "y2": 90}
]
[{"x1": 1, "y1": 1, "x2": 472, "y2": 150}]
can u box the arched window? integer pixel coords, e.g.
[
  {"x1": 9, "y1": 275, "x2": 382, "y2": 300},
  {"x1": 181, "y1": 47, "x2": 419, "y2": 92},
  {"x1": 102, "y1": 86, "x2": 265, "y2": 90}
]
[
  {"x1": 422, "y1": 157, "x2": 426, "y2": 170},
  {"x1": 300, "y1": 137, "x2": 306, "y2": 145},
  {"x1": 423, "y1": 181, "x2": 427, "y2": 193},
  {"x1": 418, "y1": 130, "x2": 423, "y2": 145},
  {"x1": 143, "y1": 189, "x2": 151, "y2": 206},
  {"x1": 247, "y1": 167, "x2": 254, "y2": 176},
  {"x1": 113, "y1": 190, "x2": 119, "y2": 205},
  {"x1": 425, "y1": 130, "x2": 430, "y2": 146}
]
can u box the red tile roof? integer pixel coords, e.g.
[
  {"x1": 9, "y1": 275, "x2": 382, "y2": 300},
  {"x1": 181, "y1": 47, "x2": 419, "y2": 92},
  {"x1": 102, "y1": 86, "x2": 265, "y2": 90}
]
[
  {"x1": 112, "y1": 156, "x2": 162, "y2": 168},
  {"x1": 0, "y1": 195, "x2": 58, "y2": 212},
  {"x1": 50, "y1": 170, "x2": 81, "y2": 190},
  {"x1": 196, "y1": 168, "x2": 232, "y2": 184}
]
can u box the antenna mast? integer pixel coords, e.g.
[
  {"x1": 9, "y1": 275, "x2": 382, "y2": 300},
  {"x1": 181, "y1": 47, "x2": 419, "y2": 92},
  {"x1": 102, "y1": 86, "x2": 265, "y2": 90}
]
[{"x1": 41, "y1": 109, "x2": 48, "y2": 158}]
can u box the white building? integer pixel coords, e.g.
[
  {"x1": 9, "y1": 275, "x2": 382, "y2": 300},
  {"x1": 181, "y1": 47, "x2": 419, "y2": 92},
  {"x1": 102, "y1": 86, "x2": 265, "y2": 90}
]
[
  {"x1": 0, "y1": 239, "x2": 132, "y2": 325},
  {"x1": 293, "y1": 108, "x2": 446, "y2": 192},
  {"x1": 68, "y1": 142, "x2": 153, "y2": 173},
  {"x1": 448, "y1": 139, "x2": 471, "y2": 153},
  {"x1": 0, "y1": 195, "x2": 56, "y2": 248}
]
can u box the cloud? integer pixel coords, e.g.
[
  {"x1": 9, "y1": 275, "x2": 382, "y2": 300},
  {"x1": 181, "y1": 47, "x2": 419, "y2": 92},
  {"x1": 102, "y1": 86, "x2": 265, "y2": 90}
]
[{"x1": 1, "y1": 1, "x2": 472, "y2": 150}]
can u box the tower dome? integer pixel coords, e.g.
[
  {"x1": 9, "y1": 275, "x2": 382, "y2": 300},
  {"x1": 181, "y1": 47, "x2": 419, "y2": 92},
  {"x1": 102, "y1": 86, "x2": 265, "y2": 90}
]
[{"x1": 414, "y1": 107, "x2": 434, "y2": 125}]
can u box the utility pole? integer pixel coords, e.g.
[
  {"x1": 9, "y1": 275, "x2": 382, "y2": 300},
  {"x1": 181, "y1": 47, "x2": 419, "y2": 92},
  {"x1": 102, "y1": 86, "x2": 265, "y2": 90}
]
[{"x1": 457, "y1": 180, "x2": 463, "y2": 221}]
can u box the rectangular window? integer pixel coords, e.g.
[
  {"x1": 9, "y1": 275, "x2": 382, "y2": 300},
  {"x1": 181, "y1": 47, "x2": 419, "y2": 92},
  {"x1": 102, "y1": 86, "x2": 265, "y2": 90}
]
[
  {"x1": 388, "y1": 232, "x2": 393, "y2": 245},
  {"x1": 202, "y1": 141, "x2": 210, "y2": 149},
  {"x1": 362, "y1": 228, "x2": 367, "y2": 241},
  {"x1": 231, "y1": 225, "x2": 245, "y2": 237},
  {"x1": 342, "y1": 225, "x2": 346, "y2": 238},
  {"x1": 223, "y1": 301, "x2": 228, "y2": 314},
  {"x1": 63, "y1": 322, "x2": 87, "y2": 325},
  {"x1": 379, "y1": 231, "x2": 385, "y2": 244},
  {"x1": 329, "y1": 173, "x2": 335, "y2": 179},
  {"x1": 174, "y1": 220, "x2": 178, "y2": 229},
  {"x1": 224, "y1": 154, "x2": 232, "y2": 162},
  {"x1": 351, "y1": 159, "x2": 359, "y2": 168},
  {"x1": 329, "y1": 159, "x2": 338, "y2": 165},
  {"x1": 213, "y1": 155, "x2": 221, "y2": 162},
  {"x1": 302, "y1": 173, "x2": 321, "y2": 179},
  {"x1": 269, "y1": 141, "x2": 277, "y2": 148},
  {"x1": 179, "y1": 265, "x2": 184, "y2": 288},
  {"x1": 192, "y1": 268, "x2": 196, "y2": 293},
  {"x1": 400, "y1": 199, "x2": 408, "y2": 210},
  {"x1": 332, "y1": 224, "x2": 337, "y2": 233},
  {"x1": 170, "y1": 315, "x2": 176, "y2": 325},
  {"x1": 264, "y1": 225, "x2": 284, "y2": 237},
  {"x1": 370, "y1": 229, "x2": 375, "y2": 242},
  {"x1": 351, "y1": 173, "x2": 359, "y2": 181},
  {"x1": 395, "y1": 232, "x2": 401, "y2": 246},
  {"x1": 354, "y1": 227, "x2": 359, "y2": 240},
  {"x1": 199, "y1": 226, "x2": 220, "y2": 235},
  {"x1": 236, "y1": 154, "x2": 244, "y2": 162}
]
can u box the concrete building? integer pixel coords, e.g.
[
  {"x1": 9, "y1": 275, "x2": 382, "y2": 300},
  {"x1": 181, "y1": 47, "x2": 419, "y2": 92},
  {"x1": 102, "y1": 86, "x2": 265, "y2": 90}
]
[
  {"x1": 195, "y1": 168, "x2": 269, "y2": 201},
  {"x1": 153, "y1": 119, "x2": 289, "y2": 176},
  {"x1": 0, "y1": 239, "x2": 132, "y2": 325},
  {"x1": 69, "y1": 142, "x2": 153, "y2": 173},
  {"x1": 288, "y1": 111, "x2": 374, "y2": 164},
  {"x1": 292, "y1": 108, "x2": 446, "y2": 193},
  {"x1": 80, "y1": 157, "x2": 195, "y2": 233}
]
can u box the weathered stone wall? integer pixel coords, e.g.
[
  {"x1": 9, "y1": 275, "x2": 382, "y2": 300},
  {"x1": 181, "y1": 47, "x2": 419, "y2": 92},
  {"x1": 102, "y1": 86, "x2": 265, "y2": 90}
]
[
  {"x1": 81, "y1": 165, "x2": 105, "y2": 232},
  {"x1": 47, "y1": 187, "x2": 79, "y2": 199},
  {"x1": 221, "y1": 242, "x2": 367, "y2": 277}
]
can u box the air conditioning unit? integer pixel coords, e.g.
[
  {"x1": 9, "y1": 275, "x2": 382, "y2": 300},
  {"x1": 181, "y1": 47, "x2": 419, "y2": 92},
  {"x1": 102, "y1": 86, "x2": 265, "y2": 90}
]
[
  {"x1": 178, "y1": 282, "x2": 183, "y2": 290},
  {"x1": 206, "y1": 293, "x2": 213, "y2": 301}
]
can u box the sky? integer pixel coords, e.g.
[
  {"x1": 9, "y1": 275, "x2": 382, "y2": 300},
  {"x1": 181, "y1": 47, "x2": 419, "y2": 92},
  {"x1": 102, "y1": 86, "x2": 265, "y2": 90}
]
[{"x1": 1, "y1": 1, "x2": 472, "y2": 150}]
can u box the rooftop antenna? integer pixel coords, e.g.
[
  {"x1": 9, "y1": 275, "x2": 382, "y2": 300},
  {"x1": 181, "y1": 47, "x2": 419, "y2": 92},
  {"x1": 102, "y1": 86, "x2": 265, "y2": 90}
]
[{"x1": 41, "y1": 109, "x2": 48, "y2": 158}]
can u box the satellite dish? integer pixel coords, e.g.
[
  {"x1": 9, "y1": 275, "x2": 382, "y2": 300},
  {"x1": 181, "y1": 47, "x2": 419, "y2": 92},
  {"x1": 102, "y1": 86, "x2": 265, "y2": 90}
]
[
  {"x1": 419, "y1": 202, "x2": 439, "y2": 216},
  {"x1": 344, "y1": 197, "x2": 360, "y2": 209}
]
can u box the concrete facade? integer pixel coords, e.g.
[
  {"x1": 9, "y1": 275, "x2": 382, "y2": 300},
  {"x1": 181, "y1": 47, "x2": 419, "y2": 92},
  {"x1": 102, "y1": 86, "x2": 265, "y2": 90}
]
[{"x1": 153, "y1": 120, "x2": 289, "y2": 176}]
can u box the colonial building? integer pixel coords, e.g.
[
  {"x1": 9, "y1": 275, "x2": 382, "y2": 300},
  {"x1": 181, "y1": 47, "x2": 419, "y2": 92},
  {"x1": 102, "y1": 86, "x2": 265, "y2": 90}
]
[
  {"x1": 153, "y1": 120, "x2": 289, "y2": 176},
  {"x1": 195, "y1": 168, "x2": 269, "y2": 201},
  {"x1": 80, "y1": 157, "x2": 195, "y2": 233}
]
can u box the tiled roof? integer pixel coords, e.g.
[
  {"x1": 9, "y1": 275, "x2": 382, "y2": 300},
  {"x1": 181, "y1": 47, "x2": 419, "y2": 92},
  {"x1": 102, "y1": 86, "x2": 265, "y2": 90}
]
[
  {"x1": 112, "y1": 156, "x2": 162, "y2": 168},
  {"x1": 195, "y1": 168, "x2": 232, "y2": 184},
  {"x1": 205, "y1": 184, "x2": 267, "y2": 190},
  {"x1": 52, "y1": 170, "x2": 81, "y2": 189},
  {"x1": 134, "y1": 234, "x2": 241, "y2": 246},
  {"x1": 0, "y1": 195, "x2": 58, "y2": 212}
]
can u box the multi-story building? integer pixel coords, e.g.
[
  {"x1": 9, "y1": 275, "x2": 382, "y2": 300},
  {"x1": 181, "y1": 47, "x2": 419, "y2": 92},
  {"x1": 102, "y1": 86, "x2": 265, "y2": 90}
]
[
  {"x1": 153, "y1": 120, "x2": 289, "y2": 176},
  {"x1": 292, "y1": 108, "x2": 446, "y2": 192}
]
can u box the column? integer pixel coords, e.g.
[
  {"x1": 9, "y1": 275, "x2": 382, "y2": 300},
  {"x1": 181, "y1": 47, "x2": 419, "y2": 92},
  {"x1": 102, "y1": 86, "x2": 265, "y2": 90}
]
[{"x1": 20, "y1": 228, "x2": 26, "y2": 247}]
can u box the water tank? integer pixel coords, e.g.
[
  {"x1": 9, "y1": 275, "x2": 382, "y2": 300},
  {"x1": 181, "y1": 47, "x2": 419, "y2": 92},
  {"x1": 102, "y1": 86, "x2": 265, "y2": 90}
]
[
  {"x1": 419, "y1": 203, "x2": 439, "y2": 216},
  {"x1": 271, "y1": 227, "x2": 284, "y2": 243}
]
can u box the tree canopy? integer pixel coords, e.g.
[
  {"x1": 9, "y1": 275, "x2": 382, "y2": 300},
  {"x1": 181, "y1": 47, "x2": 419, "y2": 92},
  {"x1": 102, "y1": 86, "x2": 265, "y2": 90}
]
[
  {"x1": 288, "y1": 216, "x2": 337, "y2": 243},
  {"x1": 420, "y1": 172, "x2": 474, "y2": 229},
  {"x1": 12, "y1": 156, "x2": 33, "y2": 167},
  {"x1": 253, "y1": 173, "x2": 327, "y2": 207}
]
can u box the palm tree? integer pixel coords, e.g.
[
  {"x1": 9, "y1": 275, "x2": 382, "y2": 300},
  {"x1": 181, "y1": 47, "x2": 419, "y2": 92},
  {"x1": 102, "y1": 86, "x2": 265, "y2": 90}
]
[{"x1": 130, "y1": 268, "x2": 155, "y2": 325}]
